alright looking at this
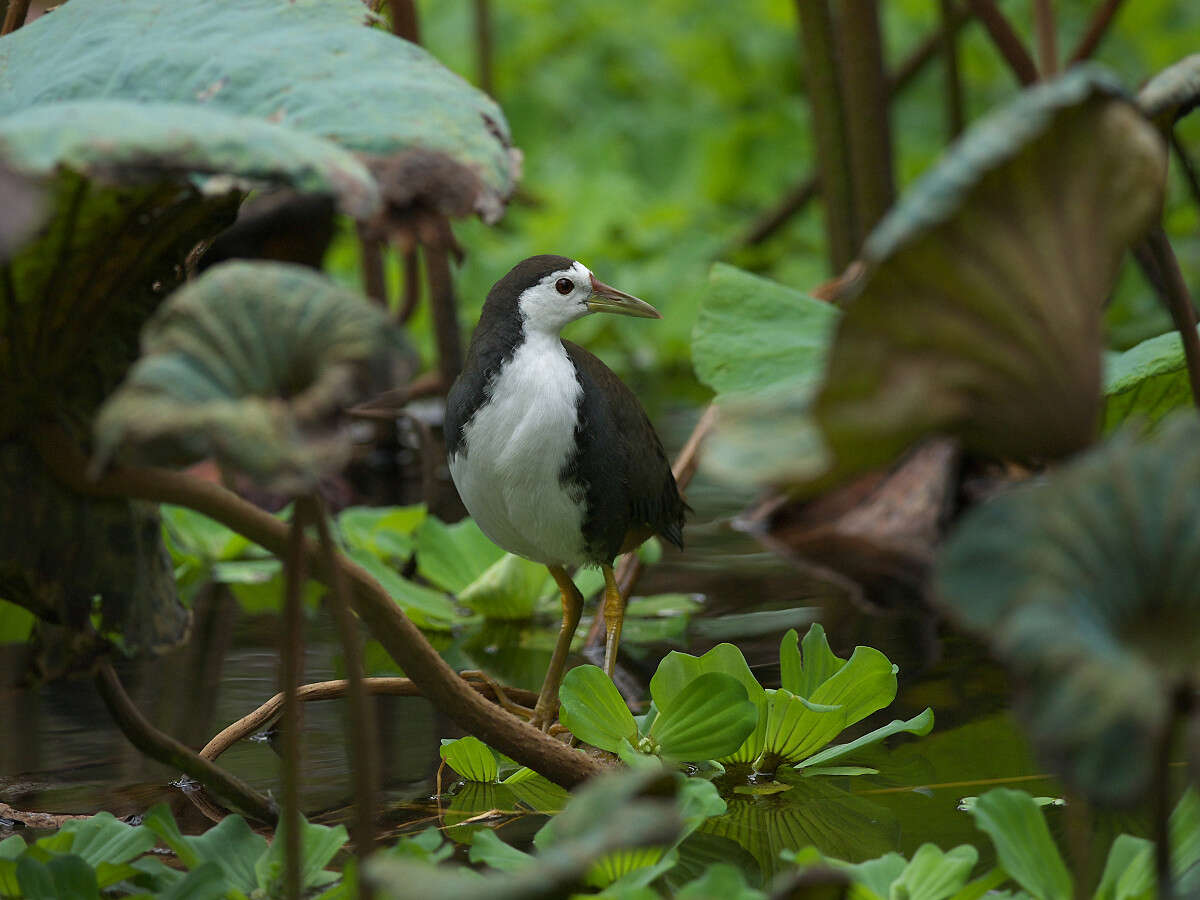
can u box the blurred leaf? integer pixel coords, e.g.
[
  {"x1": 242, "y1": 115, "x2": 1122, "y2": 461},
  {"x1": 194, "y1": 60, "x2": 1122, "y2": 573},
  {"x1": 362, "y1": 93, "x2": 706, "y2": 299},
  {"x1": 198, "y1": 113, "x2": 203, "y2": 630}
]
[
  {"x1": 889, "y1": 844, "x2": 979, "y2": 900},
  {"x1": 814, "y1": 67, "x2": 1166, "y2": 485},
  {"x1": 17, "y1": 854, "x2": 99, "y2": 900},
  {"x1": 1103, "y1": 325, "x2": 1200, "y2": 431},
  {"x1": 161, "y1": 505, "x2": 252, "y2": 564},
  {"x1": 0, "y1": 599, "x2": 35, "y2": 645},
  {"x1": 967, "y1": 789, "x2": 1071, "y2": 900},
  {"x1": 674, "y1": 863, "x2": 765, "y2": 900},
  {"x1": 348, "y1": 549, "x2": 463, "y2": 631},
  {"x1": 647, "y1": 672, "x2": 757, "y2": 761},
  {"x1": 936, "y1": 414, "x2": 1200, "y2": 804},
  {"x1": 440, "y1": 736, "x2": 500, "y2": 783},
  {"x1": 559, "y1": 664, "x2": 638, "y2": 752},
  {"x1": 213, "y1": 559, "x2": 325, "y2": 616},
  {"x1": 416, "y1": 516, "x2": 506, "y2": 595},
  {"x1": 458, "y1": 554, "x2": 555, "y2": 620},
  {"x1": 468, "y1": 830, "x2": 534, "y2": 873},
  {"x1": 144, "y1": 803, "x2": 266, "y2": 891},
  {"x1": 93, "y1": 261, "x2": 404, "y2": 493},
  {"x1": 56, "y1": 813, "x2": 155, "y2": 870},
  {"x1": 0, "y1": 163, "x2": 43, "y2": 261},
  {"x1": 256, "y1": 816, "x2": 347, "y2": 895},
  {"x1": 337, "y1": 505, "x2": 426, "y2": 567}
]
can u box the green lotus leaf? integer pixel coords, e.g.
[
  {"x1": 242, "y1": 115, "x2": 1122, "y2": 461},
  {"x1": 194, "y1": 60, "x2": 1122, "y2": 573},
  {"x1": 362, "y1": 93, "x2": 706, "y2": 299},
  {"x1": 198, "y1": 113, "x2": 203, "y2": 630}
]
[
  {"x1": 936, "y1": 414, "x2": 1200, "y2": 805},
  {"x1": 647, "y1": 672, "x2": 758, "y2": 761},
  {"x1": 1103, "y1": 325, "x2": 1200, "y2": 432},
  {"x1": 558, "y1": 664, "x2": 639, "y2": 752},
  {"x1": 813, "y1": 66, "x2": 1166, "y2": 485},
  {"x1": 439, "y1": 736, "x2": 500, "y2": 783},
  {"x1": 93, "y1": 261, "x2": 405, "y2": 492},
  {"x1": 967, "y1": 789, "x2": 1072, "y2": 900},
  {"x1": 0, "y1": 0, "x2": 518, "y2": 218},
  {"x1": 1137, "y1": 53, "x2": 1200, "y2": 129},
  {"x1": 692, "y1": 264, "x2": 836, "y2": 486}
]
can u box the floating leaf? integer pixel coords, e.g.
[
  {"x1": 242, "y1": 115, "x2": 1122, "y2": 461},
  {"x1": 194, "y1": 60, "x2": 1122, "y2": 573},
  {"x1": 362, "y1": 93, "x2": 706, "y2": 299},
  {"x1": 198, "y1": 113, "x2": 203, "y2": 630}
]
[
  {"x1": 967, "y1": 789, "x2": 1072, "y2": 900},
  {"x1": 647, "y1": 672, "x2": 758, "y2": 761},
  {"x1": 347, "y1": 549, "x2": 462, "y2": 631},
  {"x1": 753, "y1": 689, "x2": 844, "y2": 773},
  {"x1": 440, "y1": 737, "x2": 500, "y2": 783},
  {"x1": 93, "y1": 261, "x2": 405, "y2": 492},
  {"x1": 415, "y1": 516, "x2": 506, "y2": 596},
  {"x1": 337, "y1": 505, "x2": 427, "y2": 567},
  {"x1": 936, "y1": 414, "x2": 1200, "y2": 804},
  {"x1": 558, "y1": 665, "x2": 638, "y2": 752},
  {"x1": 457, "y1": 553, "x2": 555, "y2": 620},
  {"x1": 814, "y1": 66, "x2": 1166, "y2": 485},
  {"x1": 1103, "y1": 325, "x2": 1200, "y2": 431}
]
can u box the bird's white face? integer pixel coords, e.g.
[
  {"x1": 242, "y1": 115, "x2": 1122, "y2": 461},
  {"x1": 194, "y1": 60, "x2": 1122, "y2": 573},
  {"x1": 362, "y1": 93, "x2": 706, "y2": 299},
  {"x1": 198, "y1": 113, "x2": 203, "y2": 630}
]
[{"x1": 516, "y1": 261, "x2": 595, "y2": 334}]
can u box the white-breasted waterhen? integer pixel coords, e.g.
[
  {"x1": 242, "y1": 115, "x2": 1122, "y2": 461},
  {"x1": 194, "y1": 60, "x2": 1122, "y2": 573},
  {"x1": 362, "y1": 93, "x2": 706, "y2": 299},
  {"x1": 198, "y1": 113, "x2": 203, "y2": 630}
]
[{"x1": 445, "y1": 255, "x2": 686, "y2": 727}]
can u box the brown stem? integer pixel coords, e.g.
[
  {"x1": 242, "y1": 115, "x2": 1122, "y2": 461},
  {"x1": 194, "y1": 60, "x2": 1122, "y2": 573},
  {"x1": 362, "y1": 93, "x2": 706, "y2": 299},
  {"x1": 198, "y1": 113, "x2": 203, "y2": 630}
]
[
  {"x1": 964, "y1": 0, "x2": 1039, "y2": 85},
  {"x1": 314, "y1": 501, "x2": 378, "y2": 883},
  {"x1": 423, "y1": 239, "x2": 464, "y2": 386},
  {"x1": 1152, "y1": 687, "x2": 1189, "y2": 900},
  {"x1": 200, "y1": 676, "x2": 539, "y2": 762},
  {"x1": 1032, "y1": 0, "x2": 1057, "y2": 76},
  {"x1": 1137, "y1": 227, "x2": 1200, "y2": 409},
  {"x1": 473, "y1": 0, "x2": 495, "y2": 96},
  {"x1": 92, "y1": 660, "x2": 276, "y2": 822},
  {"x1": 1067, "y1": 0, "x2": 1126, "y2": 64},
  {"x1": 281, "y1": 498, "x2": 313, "y2": 900},
  {"x1": 387, "y1": 0, "x2": 419, "y2": 42},
  {"x1": 1172, "y1": 134, "x2": 1200, "y2": 211},
  {"x1": 835, "y1": 0, "x2": 895, "y2": 239},
  {"x1": 939, "y1": 0, "x2": 966, "y2": 138},
  {"x1": 33, "y1": 428, "x2": 603, "y2": 788},
  {"x1": 397, "y1": 248, "x2": 421, "y2": 324},
  {"x1": 397, "y1": 410, "x2": 438, "y2": 507},
  {"x1": 357, "y1": 225, "x2": 388, "y2": 307},
  {"x1": 0, "y1": 0, "x2": 29, "y2": 35},
  {"x1": 795, "y1": 0, "x2": 857, "y2": 272}
]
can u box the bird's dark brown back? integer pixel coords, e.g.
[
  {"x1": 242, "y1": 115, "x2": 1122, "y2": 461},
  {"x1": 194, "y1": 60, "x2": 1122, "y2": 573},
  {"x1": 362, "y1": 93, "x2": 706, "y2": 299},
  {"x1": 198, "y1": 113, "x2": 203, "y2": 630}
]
[{"x1": 560, "y1": 341, "x2": 687, "y2": 563}]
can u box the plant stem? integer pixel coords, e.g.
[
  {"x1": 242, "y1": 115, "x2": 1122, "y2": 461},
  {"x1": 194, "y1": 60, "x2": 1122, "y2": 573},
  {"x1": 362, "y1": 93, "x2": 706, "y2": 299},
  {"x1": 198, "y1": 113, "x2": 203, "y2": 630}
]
[
  {"x1": 473, "y1": 0, "x2": 495, "y2": 96},
  {"x1": 964, "y1": 0, "x2": 1039, "y2": 85},
  {"x1": 1152, "y1": 688, "x2": 1188, "y2": 900},
  {"x1": 1032, "y1": 0, "x2": 1057, "y2": 76},
  {"x1": 939, "y1": 0, "x2": 966, "y2": 138},
  {"x1": 835, "y1": 0, "x2": 895, "y2": 239},
  {"x1": 423, "y1": 238, "x2": 464, "y2": 386},
  {"x1": 34, "y1": 428, "x2": 603, "y2": 788},
  {"x1": 357, "y1": 225, "x2": 388, "y2": 307},
  {"x1": 314, "y1": 498, "x2": 379, "y2": 886},
  {"x1": 794, "y1": 0, "x2": 857, "y2": 272},
  {"x1": 397, "y1": 248, "x2": 421, "y2": 324},
  {"x1": 281, "y1": 498, "x2": 313, "y2": 900},
  {"x1": 92, "y1": 660, "x2": 276, "y2": 822},
  {"x1": 1172, "y1": 134, "x2": 1200, "y2": 211},
  {"x1": 1067, "y1": 0, "x2": 1127, "y2": 64},
  {"x1": 387, "y1": 0, "x2": 419, "y2": 42},
  {"x1": 0, "y1": 0, "x2": 29, "y2": 35},
  {"x1": 1139, "y1": 227, "x2": 1200, "y2": 409}
]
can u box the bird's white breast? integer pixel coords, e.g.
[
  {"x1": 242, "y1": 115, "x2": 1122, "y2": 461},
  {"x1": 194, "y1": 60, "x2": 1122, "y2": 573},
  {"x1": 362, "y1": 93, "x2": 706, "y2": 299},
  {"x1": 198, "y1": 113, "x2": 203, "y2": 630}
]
[{"x1": 449, "y1": 331, "x2": 587, "y2": 566}]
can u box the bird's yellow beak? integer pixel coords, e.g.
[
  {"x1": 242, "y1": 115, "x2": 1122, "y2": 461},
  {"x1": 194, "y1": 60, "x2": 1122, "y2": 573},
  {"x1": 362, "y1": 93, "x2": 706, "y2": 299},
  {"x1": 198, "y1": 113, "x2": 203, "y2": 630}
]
[{"x1": 586, "y1": 275, "x2": 661, "y2": 319}]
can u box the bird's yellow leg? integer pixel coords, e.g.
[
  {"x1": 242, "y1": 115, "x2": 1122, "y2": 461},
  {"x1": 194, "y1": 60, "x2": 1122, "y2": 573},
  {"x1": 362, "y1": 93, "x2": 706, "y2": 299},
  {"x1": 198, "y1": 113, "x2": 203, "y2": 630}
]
[
  {"x1": 601, "y1": 564, "x2": 625, "y2": 679},
  {"x1": 530, "y1": 565, "x2": 584, "y2": 731}
]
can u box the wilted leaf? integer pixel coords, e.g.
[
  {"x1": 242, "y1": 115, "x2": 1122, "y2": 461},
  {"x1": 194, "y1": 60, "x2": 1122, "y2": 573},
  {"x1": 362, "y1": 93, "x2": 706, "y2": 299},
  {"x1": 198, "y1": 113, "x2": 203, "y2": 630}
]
[
  {"x1": 814, "y1": 66, "x2": 1166, "y2": 484},
  {"x1": 936, "y1": 414, "x2": 1200, "y2": 804},
  {"x1": 93, "y1": 261, "x2": 405, "y2": 492}
]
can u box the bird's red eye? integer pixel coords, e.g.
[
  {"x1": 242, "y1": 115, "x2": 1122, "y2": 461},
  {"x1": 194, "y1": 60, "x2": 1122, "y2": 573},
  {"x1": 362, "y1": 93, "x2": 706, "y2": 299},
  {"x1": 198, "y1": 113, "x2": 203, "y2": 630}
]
[{"x1": 555, "y1": 278, "x2": 574, "y2": 295}]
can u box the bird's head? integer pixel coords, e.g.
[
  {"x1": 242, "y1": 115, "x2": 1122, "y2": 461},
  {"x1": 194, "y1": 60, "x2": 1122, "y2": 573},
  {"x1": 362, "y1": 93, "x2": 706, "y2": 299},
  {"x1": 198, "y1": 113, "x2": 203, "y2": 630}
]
[{"x1": 497, "y1": 255, "x2": 660, "y2": 335}]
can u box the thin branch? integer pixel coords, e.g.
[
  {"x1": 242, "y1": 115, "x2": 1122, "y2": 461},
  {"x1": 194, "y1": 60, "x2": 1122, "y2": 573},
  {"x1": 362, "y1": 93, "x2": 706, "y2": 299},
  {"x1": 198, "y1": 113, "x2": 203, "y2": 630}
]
[
  {"x1": 1067, "y1": 0, "x2": 1127, "y2": 64},
  {"x1": 473, "y1": 0, "x2": 495, "y2": 97},
  {"x1": 281, "y1": 498, "x2": 312, "y2": 900},
  {"x1": 939, "y1": 0, "x2": 966, "y2": 138},
  {"x1": 34, "y1": 428, "x2": 603, "y2": 788},
  {"x1": 1032, "y1": 0, "x2": 1058, "y2": 76},
  {"x1": 1135, "y1": 227, "x2": 1200, "y2": 409},
  {"x1": 964, "y1": 0, "x2": 1039, "y2": 85},
  {"x1": 0, "y1": 0, "x2": 30, "y2": 35},
  {"x1": 93, "y1": 660, "x2": 276, "y2": 822},
  {"x1": 200, "y1": 676, "x2": 540, "y2": 762},
  {"x1": 1172, "y1": 134, "x2": 1200, "y2": 211},
  {"x1": 794, "y1": 0, "x2": 857, "y2": 271},
  {"x1": 397, "y1": 248, "x2": 421, "y2": 324},
  {"x1": 315, "y1": 501, "x2": 378, "y2": 882}
]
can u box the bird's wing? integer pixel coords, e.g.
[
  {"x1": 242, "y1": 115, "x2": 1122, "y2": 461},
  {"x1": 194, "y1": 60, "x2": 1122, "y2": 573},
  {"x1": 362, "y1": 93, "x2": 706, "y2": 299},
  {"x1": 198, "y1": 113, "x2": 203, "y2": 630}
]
[{"x1": 563, "y1": 341, "x2": 686, "y2": 558}]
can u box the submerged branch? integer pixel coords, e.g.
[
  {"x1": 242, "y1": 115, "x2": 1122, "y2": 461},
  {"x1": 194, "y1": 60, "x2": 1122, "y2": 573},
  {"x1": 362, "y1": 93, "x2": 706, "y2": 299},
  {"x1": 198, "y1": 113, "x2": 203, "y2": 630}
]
[
  {"x1": 93, "y1": 660, "x2": 277, "y2": 823},
  {"x1": 33, "y1": 427, "x2": 605, "y2": 789}
]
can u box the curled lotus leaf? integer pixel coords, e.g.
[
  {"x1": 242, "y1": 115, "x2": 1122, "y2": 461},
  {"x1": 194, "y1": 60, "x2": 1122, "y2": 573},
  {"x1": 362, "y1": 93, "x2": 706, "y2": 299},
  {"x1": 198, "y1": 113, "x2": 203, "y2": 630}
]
[
  {"x1": 935, "y1": 414, "x2": 1200, "y2": 805},
  {"x1": 814, "y1": 66, "x2": 1167, "y2": 484},
  {"x1": 93, "y1": 261, "x2": 410, "y2": 493},
  {"x1": 1138, "y1": 54, "x2": 1200, "y2": 129}
]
